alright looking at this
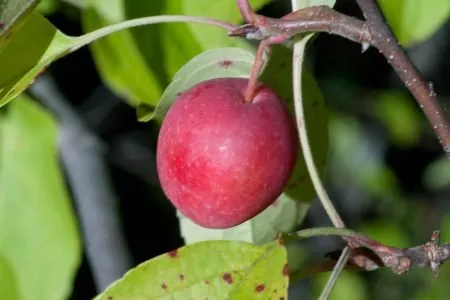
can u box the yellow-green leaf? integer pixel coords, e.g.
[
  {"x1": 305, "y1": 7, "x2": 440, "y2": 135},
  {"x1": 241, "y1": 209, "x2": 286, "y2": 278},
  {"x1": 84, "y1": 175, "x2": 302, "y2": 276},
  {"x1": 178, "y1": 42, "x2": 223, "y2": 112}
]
[
  {"x1": 95, "y1": 240, "x2": 288, "y2": 299},
  {"x1": 0, "y1": 95, "x2": 81, "y2": 300},
  {"x1": 379, "y1": 0, "x2": 450, "y2": 46}
]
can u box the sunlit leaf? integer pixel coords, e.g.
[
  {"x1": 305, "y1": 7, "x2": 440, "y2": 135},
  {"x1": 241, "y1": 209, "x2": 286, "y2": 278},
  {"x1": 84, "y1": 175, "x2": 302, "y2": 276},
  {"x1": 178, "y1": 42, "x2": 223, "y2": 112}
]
[
  {"x1": 37, "y1": 0, "x2": 59, "y2": 15},
  {"x1": 82, "y1": 0, "x2": 170, "y2": 106},
  {"x1": 0, "y1": 95, "x2": 81, "y2": 300},
  {"x1": 379, "y1": 0, "x2": 450, "y2": 46},
  {"x1": 95, "y1": 240, "x2": 288, "y2": 299}
]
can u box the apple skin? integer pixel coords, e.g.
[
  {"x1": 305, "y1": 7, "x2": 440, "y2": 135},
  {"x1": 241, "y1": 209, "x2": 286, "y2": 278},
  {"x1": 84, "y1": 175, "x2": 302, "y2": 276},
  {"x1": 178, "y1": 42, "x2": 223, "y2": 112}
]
[{"x1": 156, "y1": 78, "x2": 298, "y2": 229}]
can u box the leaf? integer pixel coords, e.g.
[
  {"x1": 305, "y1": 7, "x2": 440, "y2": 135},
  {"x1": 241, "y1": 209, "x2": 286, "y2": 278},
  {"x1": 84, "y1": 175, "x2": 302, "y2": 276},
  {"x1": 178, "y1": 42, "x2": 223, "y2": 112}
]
[
  {"x1": 0, "y1": 9, "x2": 236, "y2": 108},
  {"x1": 137, "y1": 47, "x2": 255, "y2": 122},
  {"x1": 179, "y1": 193, "x2": 309, "y2": 245},
  {"x1": 36, "y1": 0, "x2": 60, "y2": 15},
  {"x1": 379, "y1": 0, "x2": 450, "y2": 46},
  {"x1": 0, "y1": 12, "x2": 75, "y2": 107},
  {"x1": 95, "y1": 240, "x2": 288, "y2": 299},
  {"x1": 151, "y1": 0, "x2": 205, "y2": 79},
  {"x1": 374, "y1": 91, "x2": 424, "y2": 148},
  {"x1": 0, "y1": 95, "x2": 81, "y2": 300},
  {"x1": 0, "y1": 0, "x2": 39, "y2": 40},
  {"x1": 81, "y1": 0, "x2": 168, "y2": 106},
  {"x1": 0, "y1": 254, "x2": 20, "y2": 300},
  {"x1": 82, "y1": 0, "x2": 270, "y2": 109},
  {"x1": 182, "y1": 0, "x2": 269, "y2": 50}
]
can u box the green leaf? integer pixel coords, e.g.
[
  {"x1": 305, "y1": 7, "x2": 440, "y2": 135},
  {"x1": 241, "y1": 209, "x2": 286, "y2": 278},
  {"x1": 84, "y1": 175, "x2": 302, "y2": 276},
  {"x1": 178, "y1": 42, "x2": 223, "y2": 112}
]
[
  {"x1": 0, "y1": 95, "x2": 81, "y2": 300},
  {"x1": 0, "y1": 9, "x2": 236, "y2": 108},
  {"x1": 374, "y1": 91, "x2": 424, "y2": 148},
  {"x1": 81, "y1": 0, "x2": 168, "y2": 106},
  {"x1": 95, "y1": 240, "x2": 288, "y2": 299},
  {"x1": 379, "y1": 0, "x2": 450, "y2": 46},
  {"x1": 36, "y1": 0, "x2": 60, "y2": 15},
  {"x1": 153, "y1": 0, "x2": 205, "y2": 78},
  {"x1": 0, "y1": 0, "x2": 39, "y2": 40},
  {"x1": 182, "y1": 0, "x2": 269, "y2": 50},
  {"x1": 0, "y1": 12, "x2": 75, "y2": 107},
  {"x1": 137, "y1": 47, "x2": 255, "y2": 122},
  {"x1": 82, "y1": 0, "x2": 270, "y2": 109},
  {"x1": 0, "y1": 254, "x2": 20, "y2": 300},
  {"x1": 179, "y1": 193, "x2": 309, "y2": 245}
]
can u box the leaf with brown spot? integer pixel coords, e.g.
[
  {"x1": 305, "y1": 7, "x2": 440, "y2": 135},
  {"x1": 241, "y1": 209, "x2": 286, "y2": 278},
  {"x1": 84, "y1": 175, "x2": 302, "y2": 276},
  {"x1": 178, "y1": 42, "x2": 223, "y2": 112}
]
[
  {"x1": 222, "y1": 273, "x2": 233, "y2": 284},
  {"x1": 255, "y1": 284, "x2": 265, "y2": 293},
  {"x1": 167, "y1": 249, "x2": 178, "y2": 258},
  {"x1": 282, "y1": 264, "x2": 289, "y2": 276},
  {"x1": 94, "y1": 240, "x2": 288, "y2": 299}
]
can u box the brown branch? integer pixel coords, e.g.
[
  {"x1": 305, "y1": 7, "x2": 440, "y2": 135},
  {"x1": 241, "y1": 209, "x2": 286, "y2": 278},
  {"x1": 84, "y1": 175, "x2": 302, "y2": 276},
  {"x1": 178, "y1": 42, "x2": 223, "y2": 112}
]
[
  {"x1": 326, "y1": 231, "x2": 450, "y2": 277},
  {"x1": 354, "y1": 0, "x2": 450, "y2": 155},
  {"x1": 230, "y1": 1, "x2": 450, "y2": 156}
]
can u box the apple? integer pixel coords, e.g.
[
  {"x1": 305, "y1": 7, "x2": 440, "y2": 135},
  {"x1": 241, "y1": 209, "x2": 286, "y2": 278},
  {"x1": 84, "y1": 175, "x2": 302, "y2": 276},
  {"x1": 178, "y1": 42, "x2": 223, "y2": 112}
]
[{"x1": 156, "y1": 78, "x2": 297, "y2": 229}]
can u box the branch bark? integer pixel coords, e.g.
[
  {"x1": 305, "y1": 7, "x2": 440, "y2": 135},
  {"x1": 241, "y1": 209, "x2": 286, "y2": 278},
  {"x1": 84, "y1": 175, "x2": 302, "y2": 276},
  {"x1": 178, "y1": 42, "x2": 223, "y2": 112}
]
[{"x1": 354, "y1": 0, "x2": 450, "y2": 154}]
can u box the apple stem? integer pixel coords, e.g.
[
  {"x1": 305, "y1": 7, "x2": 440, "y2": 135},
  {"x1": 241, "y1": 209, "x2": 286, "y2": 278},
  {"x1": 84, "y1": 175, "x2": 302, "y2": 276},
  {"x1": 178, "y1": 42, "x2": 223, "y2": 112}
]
[{"x1": 244, "y1": 40, "x2": 271, "y2": 103}]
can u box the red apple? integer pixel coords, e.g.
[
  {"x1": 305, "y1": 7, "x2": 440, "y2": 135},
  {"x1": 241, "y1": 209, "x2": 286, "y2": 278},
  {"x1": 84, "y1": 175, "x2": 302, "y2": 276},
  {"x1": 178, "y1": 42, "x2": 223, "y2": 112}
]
[{"x1": 156, "y1": 78, "x2": 297, "y2": 229}]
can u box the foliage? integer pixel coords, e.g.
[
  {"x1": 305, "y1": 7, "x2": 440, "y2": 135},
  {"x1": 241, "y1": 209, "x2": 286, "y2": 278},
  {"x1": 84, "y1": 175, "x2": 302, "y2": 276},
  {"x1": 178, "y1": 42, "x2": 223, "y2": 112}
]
[{"x1": 0, "y1": 95, "x2": 81, "y2": 300}]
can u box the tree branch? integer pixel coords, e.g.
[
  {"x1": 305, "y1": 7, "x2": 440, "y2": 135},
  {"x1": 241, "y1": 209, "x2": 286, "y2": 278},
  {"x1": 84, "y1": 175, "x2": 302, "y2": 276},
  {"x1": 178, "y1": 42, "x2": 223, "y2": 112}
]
[
  {"x1": 354, "y1": 0, "x2": 450, "y2": 155},
  {"x1": 286, "y1": 228, "x2": 450, "y2": 278}
]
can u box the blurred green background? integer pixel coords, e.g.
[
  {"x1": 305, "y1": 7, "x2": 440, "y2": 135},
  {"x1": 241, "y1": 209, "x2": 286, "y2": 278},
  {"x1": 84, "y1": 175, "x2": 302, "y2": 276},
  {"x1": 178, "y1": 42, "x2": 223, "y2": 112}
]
[{"x1": 1, "y1": 0, "x2": 450, "y2": 299}]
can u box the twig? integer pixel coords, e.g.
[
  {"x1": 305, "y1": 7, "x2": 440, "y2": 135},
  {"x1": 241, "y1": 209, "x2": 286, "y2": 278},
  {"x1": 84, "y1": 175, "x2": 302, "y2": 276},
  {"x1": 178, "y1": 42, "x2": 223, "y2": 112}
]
[
  {"x1": 229, "y1": 2, "x2": 450, "y2": 155},
  {"x1": 326, "y1": 230, "x2": 450, "y2": 277},
  {"x1": 285, "y1": 228, "x2": 450, "y2": 279},
  {"x1": 29, "y1": 75, "x2": 133, "y2": 292}
]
